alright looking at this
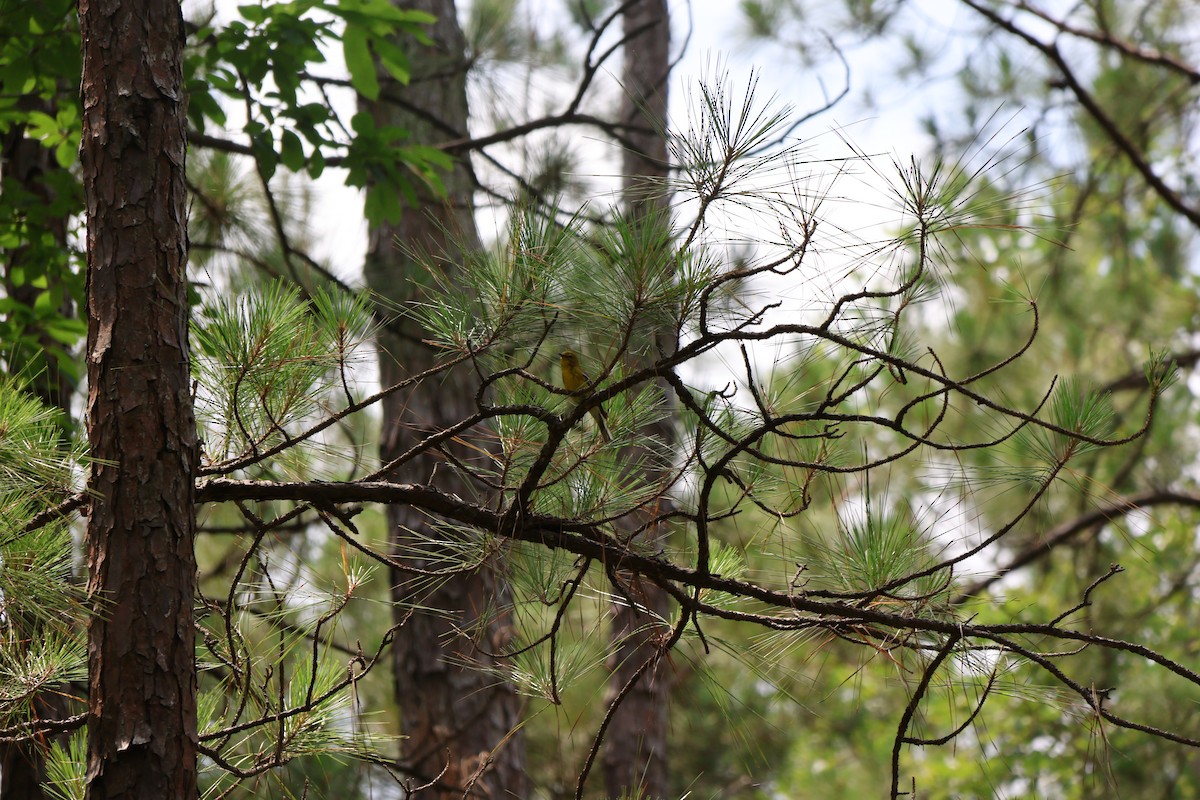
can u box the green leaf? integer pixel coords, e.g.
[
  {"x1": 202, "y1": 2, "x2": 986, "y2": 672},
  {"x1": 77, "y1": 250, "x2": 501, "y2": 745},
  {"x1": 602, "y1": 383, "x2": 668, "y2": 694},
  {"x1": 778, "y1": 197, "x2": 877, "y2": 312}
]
[
  {"x1": 237, "y1": 3, "x2": 267, "y2": 24},
  {"x1": 42, "y1": 317, "x2": 86, "y2": 346},
  {"x1": 364, "y1": 186, "x2": 403, "y2": 225},
  {"x1": 53, "y1": 140, "x2": 73, "y2": 169},
  {"x1": 373, "y1": 36, "x2": 411, "y2": 84},
  {"x1": 33, "y1": 287, "x2": 60, "y2": 314},
  {"x1": 307, "y1": 148, "x2": 325, "y2": 179},
  {"x1": 185, "y1": 82, "x2": 228, "y2": 131},
  {"x1": 250, "y1": 131, "x2": 277, "y2": 181},
  {"x1": 343, "y1": 26, "x2": 379, "y2": 100},
  {"x1": 279, "y1": 129, "x2": 305, "y2": 172},
  {"x1": 406, "y1": 144, "x2": 453, "y2": 172},
  {"x1": 350, "y1": 111, "x2": 375, "y2": 135},
  {"x1": 25, "y1": 110, "x2": 59, "y2": 141}
]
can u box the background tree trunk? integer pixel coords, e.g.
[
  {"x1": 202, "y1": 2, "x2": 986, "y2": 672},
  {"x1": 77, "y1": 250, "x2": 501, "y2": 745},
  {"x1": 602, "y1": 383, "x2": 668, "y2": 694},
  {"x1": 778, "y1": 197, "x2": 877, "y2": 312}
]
[
  {"x1": 361, "y1": 1, "x2": 526, "y2": 796},
  {"x1": 79, "y1": 0, "x2": 198, "y2": 797},
  {"x1": 604, "y1": 2, "x2": 674, "y2": 798}
]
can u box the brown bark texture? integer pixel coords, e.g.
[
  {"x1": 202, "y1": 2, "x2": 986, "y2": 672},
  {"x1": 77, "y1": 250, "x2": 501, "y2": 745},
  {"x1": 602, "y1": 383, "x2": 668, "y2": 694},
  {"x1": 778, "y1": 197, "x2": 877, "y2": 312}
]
[
  {"x1": 620, "y1": 0, "x2": 672, "y2": 217},
  {"x1": 79, "y1": 0, "x2": 198, "y2": 797},
  {"x1": 604, "y1": 2, "x2": 674, "y2": 798},
  {"x1": 361, "y1": 1, "x2": 526, "y2": 796}
]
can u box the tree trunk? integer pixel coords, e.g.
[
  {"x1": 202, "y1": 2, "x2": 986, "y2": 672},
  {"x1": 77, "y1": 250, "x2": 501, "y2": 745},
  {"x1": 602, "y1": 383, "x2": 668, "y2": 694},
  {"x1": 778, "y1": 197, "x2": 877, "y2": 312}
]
[
  {"x1": 79, "y1": 0, "x2": 198, "y2": 797},
  {"x1": 604, "y1": 2, "x2": 674, "y2": 798},
  {"x1": 361, "y1": 2, "x2": 525, "y2": 796},
  {"x1": 619, "y1": 0, "x2": 672, "y2": 217}
]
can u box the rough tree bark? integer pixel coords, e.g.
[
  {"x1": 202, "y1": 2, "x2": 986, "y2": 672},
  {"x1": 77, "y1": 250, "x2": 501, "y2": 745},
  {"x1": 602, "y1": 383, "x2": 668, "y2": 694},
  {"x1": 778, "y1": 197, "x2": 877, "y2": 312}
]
[
  {"x1": 603, "y1": 1, "x2": 674, "y2": 798},
  {"x1": 361, "y1": 1, "x2": 526, "y2": 796},
  {"x1": 79, "y1": 0, "x2": 198, "y2": 797}
]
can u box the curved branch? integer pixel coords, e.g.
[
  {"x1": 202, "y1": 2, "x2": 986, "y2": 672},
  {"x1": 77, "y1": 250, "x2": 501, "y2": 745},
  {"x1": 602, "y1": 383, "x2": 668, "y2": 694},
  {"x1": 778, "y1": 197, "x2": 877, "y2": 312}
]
[
  {"x1": 955, "y1": 489, "x2": 1200, "y2": 602},
  {"x1": 959, "y1": 0, "x2": 1200, "y2": 229}
]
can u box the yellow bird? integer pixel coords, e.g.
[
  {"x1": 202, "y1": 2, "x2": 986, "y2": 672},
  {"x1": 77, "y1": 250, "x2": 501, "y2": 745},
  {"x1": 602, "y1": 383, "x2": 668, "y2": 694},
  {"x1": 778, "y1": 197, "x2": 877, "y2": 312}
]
[{"x1": 559, "y1": 349, "x2": 612, "y2": 442}]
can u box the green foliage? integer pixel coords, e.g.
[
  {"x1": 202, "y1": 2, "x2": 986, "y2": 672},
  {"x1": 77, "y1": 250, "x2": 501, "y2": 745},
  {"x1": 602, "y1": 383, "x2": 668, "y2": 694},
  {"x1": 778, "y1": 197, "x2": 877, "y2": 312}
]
[
  {"x1": 703, "y1": 1, "x2": 1200, "y2": 794},
  {"x1": 186, "y1": 0, "x2": 445, "y2": 219},
  {"x1": 0, "y1": 378, "x2": 85, "y2": 733},
  {"x1": 808, "y1": 497, "x2": 946, "y2": 599},
  {"x1": 199, "y1": 650, "x2": 378, "y2": 784},
  {"x1": 192, "y1": 280, "x2": 373, "y2": 472},
  {"x1": 9, "y1": 0, "x2": 1200, "y2": 796},
  {"x1": 0, "y1": 0, "x2": 79, "y2": 121},
  {"x1": 21, "y1": 104, "x2": 79, "y2": 169},
  {"x1": 333, "y1": 0, "x2": 427, "y2": 111},
  {"x1": 44, "y1": 731, "x2": 85, "y2": 800},
  {"x1": 0, "y1": 0, "x2": 445, "y2": 414},
  {"x1": 190, "y1": 499, "x2": 393, "y2": 798},
  {"x1": 346, "y1": 114, "x2": 452, "y2": 222},
  {"x1": 0, "y1": 0, "x2": 86, "y2": 389},
  {"x1": 0, "y1": 376, "x2": 77, "y2": 498}
]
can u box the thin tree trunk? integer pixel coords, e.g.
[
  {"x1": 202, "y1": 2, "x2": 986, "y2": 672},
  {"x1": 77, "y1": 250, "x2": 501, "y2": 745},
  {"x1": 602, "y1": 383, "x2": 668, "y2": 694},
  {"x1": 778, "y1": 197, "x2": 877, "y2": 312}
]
[
  {"x1": 620, "y1": 0, "x2": 672, "y2": 218},
  {"x1": 361, "y1": 2, "x2": 525, "y2": 796},
  {"x1": 604, "y1": 2, "x2": 674, "y2": 798},
  {"x1": 79, "y1": 0, "x2": 198, "y2": 797}
]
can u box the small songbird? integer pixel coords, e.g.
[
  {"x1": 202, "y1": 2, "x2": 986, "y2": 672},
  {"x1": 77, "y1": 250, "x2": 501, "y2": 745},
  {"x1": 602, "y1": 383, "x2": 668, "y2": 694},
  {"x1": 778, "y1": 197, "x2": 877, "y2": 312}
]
[{"x1": 559, "y1": 349, "x2": 612, "y2": 442}]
